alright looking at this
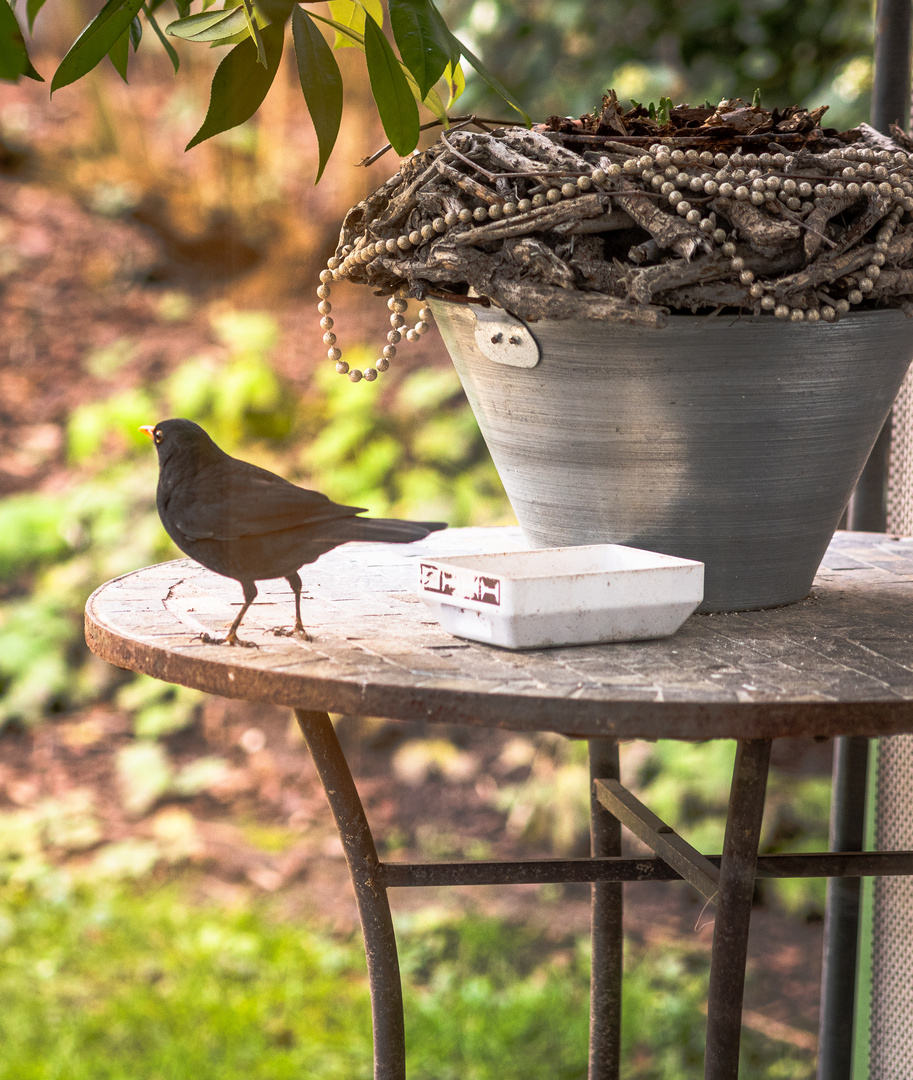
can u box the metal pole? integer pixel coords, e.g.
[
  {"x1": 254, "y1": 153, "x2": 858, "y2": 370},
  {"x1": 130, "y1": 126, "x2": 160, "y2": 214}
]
[
  {"x1": 871, "y1": 0, "x2": 913, "y2": 132},
  {"x1": 846, "y1": 0, "x2": 913, "y2": 531},
  {"x1": 588, "y1": 737, "x2": 623, "y2": 1080},
  {"x1": 817, "y1": 737, "x2": 870, "y2": 1080},
  {"x1": 834, "y1": 9, "x2": 911, "y2": 1072},
  {"x1": 704, "y1": 739, "x2": 772, "y2": 1080},
  {"x1": 295, "y1": 710, "x2": 406, "y2": 1080}
]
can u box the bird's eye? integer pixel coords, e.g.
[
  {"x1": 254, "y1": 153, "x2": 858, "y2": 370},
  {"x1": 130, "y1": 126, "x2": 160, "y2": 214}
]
[{"x1": 154, "y1": 430, "x2": 163, "y2": 444}]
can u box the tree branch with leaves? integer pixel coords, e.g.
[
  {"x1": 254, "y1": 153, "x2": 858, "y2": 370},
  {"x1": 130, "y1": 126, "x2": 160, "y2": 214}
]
[{"x1": 0, "y1": 0, "x2": 530, "y2": 180}]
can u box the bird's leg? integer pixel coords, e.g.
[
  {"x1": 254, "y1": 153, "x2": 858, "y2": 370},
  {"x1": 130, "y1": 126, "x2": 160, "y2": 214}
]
[
  {"x1": 226, "y1": 580, "x2": 259, "y2": 645},
  {"x1": 289, "y1": 572, "x2": 310, "y2": 637},
  {"x1": 201, "y1": 581, "x2": 259, "y2": 647},
  {"x1": 273, "y1": 571, "x2": 311, "y2": 640}
]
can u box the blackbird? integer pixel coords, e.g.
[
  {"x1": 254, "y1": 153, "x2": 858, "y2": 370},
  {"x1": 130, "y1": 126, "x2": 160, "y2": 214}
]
[{"x1": 142, "y1": 418, "x2": 446, "y2": 645}]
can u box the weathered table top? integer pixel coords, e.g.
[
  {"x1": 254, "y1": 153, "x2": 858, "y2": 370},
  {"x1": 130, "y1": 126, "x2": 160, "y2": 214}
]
[{"x1": 84, "y1": 528, "x2": 913, "y2": 741}]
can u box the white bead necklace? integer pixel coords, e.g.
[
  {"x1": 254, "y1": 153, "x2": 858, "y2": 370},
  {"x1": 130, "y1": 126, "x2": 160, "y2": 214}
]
[{"x1": 318, "y1": 142, "x2": 913, "y2": 381}]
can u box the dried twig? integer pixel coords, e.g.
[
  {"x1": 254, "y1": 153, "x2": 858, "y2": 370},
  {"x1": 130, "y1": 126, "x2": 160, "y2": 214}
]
[{"x1": 329, "y1": 118, "x2": 913, "y2": 326}]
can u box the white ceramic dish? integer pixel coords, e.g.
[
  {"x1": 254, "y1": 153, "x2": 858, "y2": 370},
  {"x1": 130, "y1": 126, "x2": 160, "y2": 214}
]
[{"x1": 418, "y1": 544, "x2": 704, "y2": 650}]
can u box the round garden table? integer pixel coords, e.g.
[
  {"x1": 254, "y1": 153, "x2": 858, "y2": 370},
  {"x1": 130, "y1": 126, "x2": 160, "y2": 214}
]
[{"x1": 85, "y1": 527, "x2": 913, "y2": 1080}]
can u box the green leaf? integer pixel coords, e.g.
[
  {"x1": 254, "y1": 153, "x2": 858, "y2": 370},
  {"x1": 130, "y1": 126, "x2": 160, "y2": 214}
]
[
  {"x1": 305, "y1": 8, "x2": 364, "y2": 49},
  {"x1": 326, "y1": 0, "x2": 381, "y2": 49},
  {"x1": 307, "y1": 6, "x2": 441, "y2": 127},
  {"x1": 442, "y1": 58, "x2": 464, "y2": 109},
  {"x1": 389, "y1": 0, "x2": 449, "y2": 100},
  {"x1": 185, "y1": 18, "x2": 284, "y2": 150},
  {"x1": 292, "y1": 6, "x2": 342, "y2": 183},
  {"x1": 165, "y1": 6, "x2": 248, "y2": 42},
  {"x1": 108, "y1": 16, "x2": 140, "y2": 81},
  {"x1": 426, "y1": 0, "x2": 460, "y2": 68},
  {"x1": 398, "y1": 59, "x2": 446, "y2": 123},
  {"x1": 419, "y1": 80, "x2": 446, "y2": 123},
  {"x1": 363, "y1": 10, "x2": 419, "y2": 156},
  {"x1": 451, "y1": 34, "x2": 529, "y2": 124},
  {"x1": 25, "y1": 0, "x2": 46, "y2": 33},
  {"x1": 108, "y1": 25, "x2": 130, "y2": 80},
  {"x1": 197, "y1": 5, "x2": 269, "y2": 48},
  {"x1": 0, "y1": 0, "x2": 42, "y2": 81},
  {"x1": 52, "y1": 0, "x2": 144, "y2": 92},
  {"x1": 240, "y1": 0, "x2": 267, "y2": 66},
  {"x1": 143, "y1": 5, "x2": 179, "y2": 72}
]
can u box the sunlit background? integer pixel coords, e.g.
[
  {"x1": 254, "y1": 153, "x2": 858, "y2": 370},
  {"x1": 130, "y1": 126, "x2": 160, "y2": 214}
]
[{"x1": 0, "y1": 3, "x2": 880, "y2": 1075}]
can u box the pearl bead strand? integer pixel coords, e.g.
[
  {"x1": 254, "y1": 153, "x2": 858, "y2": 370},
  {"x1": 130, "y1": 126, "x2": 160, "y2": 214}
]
[
  {"x1": 321, "y1": 162, "x2": 612, "y2": 380},
  {"x1": 323, "y1": 143, "x2": 913, "y2": 377},
  {"x1": 318, "y1": 272, "x2": 433, "y2": 383}
]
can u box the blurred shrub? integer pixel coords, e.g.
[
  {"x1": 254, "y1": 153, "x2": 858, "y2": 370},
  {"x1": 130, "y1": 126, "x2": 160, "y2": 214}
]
[
  {"x1": 443, "y1": 0, "x2": 873, "y2": 128},
  {"x1": 301, "y1": 358, "x2": 510, "y2": 526},
  {"x1": 0, "y1": 308, "x2": 508, "y2": 732},
  {"x1": 631, "y1": 740, "x2": 830, "y2": 918},
  {"x1": 0, "y1": 882, "x2": 815, "y2": 1079},
  {"x1": 492, "y1": 734, "x2": 592, "y2": 855},
  {"x1": 0, "y1": 493, "x2": 79, "y2": 580}
]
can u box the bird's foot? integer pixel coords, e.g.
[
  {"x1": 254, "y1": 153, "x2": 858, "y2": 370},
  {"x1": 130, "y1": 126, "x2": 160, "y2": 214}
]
[
  {"x1": 198, "y1": 631, "x2": 259, "y2": 648},
  {"x1": 271, "y1": 624, "x2": 311, "y2": 642}
]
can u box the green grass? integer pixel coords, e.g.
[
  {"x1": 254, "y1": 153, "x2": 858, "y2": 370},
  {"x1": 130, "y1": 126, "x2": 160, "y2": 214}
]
[
  {"x1": 0, "y1": 882, "x2": 815, "y2": 1080},
  {"x1": 0, "y1": 886, "x2": 586, "y2": 1080}
]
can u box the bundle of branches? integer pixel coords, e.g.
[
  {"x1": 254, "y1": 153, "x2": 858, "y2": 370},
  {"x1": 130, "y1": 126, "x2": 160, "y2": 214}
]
[
  {"x1": 322, "y1": 96, "x2": 913, "y2": 372},
  {"x1": 545, "y1": 90, "x2": 832, "y2": 145}
]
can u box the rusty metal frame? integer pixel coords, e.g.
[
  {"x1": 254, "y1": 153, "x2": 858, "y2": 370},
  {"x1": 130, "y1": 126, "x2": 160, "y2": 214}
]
[
  {"x1": 378, "y1": 851, "x2": 911, "y2": 885},
  {"x1": 294, "y1": 710, "x2": 407, "y2": 1080},
  {"x1": 704, "y1": 739, "x2": 772, "y2": 1080},
  {"x1": 594, "y1": 777, "x2": 721, "y2": 900},
  {"x1": 379, "y1": 849, "x2": 913, "y2": 887},
  {"x1": 818, "y1": 736, "x2": 870, "y2": 1080},
  {"x1": 295, "y1": 712, "x2": 913, "y2": 1080},
  {"x1": 588, "y1": 738, "x2": 623, "y2": 1080}
]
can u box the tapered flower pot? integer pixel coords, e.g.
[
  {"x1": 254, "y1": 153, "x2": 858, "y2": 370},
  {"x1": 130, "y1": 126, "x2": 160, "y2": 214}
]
[{"x1": 430, "y1": 299, "x2": 913, "y2": 611}]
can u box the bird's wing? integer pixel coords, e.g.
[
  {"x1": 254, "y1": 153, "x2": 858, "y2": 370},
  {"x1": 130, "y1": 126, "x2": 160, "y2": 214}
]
[{"x1": 171, "y1": 460, "x2": 366, "y2": 540}]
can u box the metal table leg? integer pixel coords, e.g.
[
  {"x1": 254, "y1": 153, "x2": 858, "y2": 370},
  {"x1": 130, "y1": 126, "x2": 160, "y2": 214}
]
[
  {"x1": 704, "y1": 739, "x2": 772, "y2": 1080},
  {"x1": 295, "y1": 709, "x2": 406, "y2": 1080},
  {"x1": 817, "y1": 736, "x2": 869, "y2": 1080},
  {"x1": 588, "y1": 738, "x2": 623, "y2": 1080}
]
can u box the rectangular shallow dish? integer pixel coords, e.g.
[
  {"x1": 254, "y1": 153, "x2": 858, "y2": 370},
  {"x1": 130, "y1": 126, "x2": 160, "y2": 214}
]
[{"x1": 418, "y1": 544, "x2": 704, "y2": 650}]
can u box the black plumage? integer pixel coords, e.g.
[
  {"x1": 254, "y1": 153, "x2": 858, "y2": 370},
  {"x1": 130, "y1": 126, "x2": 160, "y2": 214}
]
[{"x1": 143, "y1": 418, "x2": 446, "y2": 644}]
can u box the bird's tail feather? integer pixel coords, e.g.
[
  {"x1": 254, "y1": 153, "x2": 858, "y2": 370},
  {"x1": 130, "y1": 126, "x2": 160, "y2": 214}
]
[{"x1": 325, "y1": 518, "x2": 446, "y2": 544}]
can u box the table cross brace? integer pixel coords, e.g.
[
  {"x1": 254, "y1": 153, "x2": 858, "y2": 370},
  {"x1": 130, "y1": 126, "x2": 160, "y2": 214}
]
[
  {"x1": 294, "y1": 709, "x2": 913, "y2": 1080},
  {"x1": 593, "y1": 776, "x2": 721, "y2": 900}
]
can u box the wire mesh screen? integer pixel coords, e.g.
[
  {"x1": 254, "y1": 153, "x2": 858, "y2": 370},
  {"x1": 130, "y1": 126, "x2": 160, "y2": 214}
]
[
  {"x1": 868, "y1": 734, "x2": 913, "y2": 1078},
  {"x1": 887, "y1": 368, "x2": 913, "y2": 535}
]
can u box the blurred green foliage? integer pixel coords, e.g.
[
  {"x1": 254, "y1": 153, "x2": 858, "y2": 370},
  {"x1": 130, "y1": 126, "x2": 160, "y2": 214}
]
[
  {"x1": 632, "y1": 741, "x2": 831, "y2": 918},
  {"x1": 0, "y1": 883, "x2": 815, "y2": 1079},
  {"x1": 0, "y1": 299, "x2": 831, "y2": 922},
  {"x1": 443, "y1": 0, "x2": 874, "y2": 128},
  {"x1": 493, "y1": 733, "x2": 592, "y2": 855},
  {"x1": 304, "y1": 354, "x2": 509, "y2": 523},
  {"x1": 394, "y1": 728, "x2": 832, "y2": 918},
  {"x1": 0, "y1": 790, "x2": 204, "y2": 896},
  {"x1": 0, "y1": 309, "x2": 508, "y2": 733}
]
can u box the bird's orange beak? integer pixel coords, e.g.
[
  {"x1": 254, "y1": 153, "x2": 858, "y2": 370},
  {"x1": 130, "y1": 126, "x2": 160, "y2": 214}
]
[{"x1": 139, "y1": 425, "x2": 156, "y2": 439}]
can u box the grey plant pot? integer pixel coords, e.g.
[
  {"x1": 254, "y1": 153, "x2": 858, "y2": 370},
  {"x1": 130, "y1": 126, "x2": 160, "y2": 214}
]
[{"x1": 430, "y1": 299, "x2": 913, "y2": 612}]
